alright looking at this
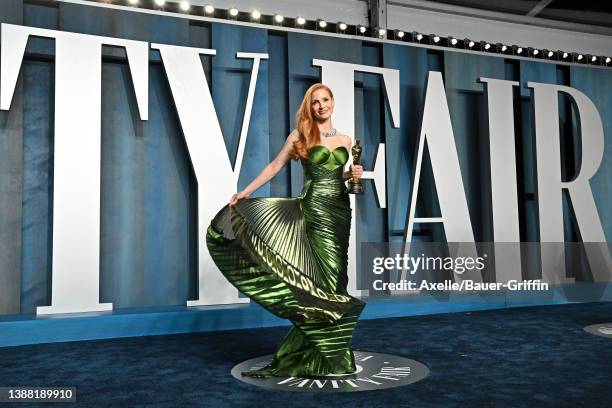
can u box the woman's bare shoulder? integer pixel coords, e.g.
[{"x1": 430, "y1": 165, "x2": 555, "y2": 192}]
[
  {"x1": 287, "y1": 129, "x2": 300, "y2": 141},
  {"x1": 336, "y1": 132, "x2": 353, "y2": 149}
]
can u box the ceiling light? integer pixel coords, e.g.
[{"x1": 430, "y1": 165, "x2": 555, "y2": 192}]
[
  {"x1": 179, "y1": 1, "x2": 190, "y2": 12},
  {"x1": 204, "y1": 5, "x2": 214, "y2": 14}
]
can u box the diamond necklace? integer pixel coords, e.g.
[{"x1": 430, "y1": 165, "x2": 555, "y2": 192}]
[{"x1": 320, "y1": 128, "x2": 337, "y2": 137}]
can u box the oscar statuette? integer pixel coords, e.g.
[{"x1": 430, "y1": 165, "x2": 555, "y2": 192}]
[{"x1": 348, "y1": 139, "x2": 364, "y2": 195}]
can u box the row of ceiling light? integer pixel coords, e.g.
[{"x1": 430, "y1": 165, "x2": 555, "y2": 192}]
[{"x1": 116, "y1": 0, "x2": 611, "y2": 66}]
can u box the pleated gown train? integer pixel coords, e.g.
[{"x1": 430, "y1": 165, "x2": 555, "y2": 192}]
[{"x1": 206, "y1": 145, "x2": 365, "y2": 378}]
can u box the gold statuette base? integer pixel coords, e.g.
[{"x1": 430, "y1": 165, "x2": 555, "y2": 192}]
[{"x1": 347, "y1": 178, "x2": 364, "y2": 195}]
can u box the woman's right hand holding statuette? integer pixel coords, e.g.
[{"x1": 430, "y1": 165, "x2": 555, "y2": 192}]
[
  {"x1": 348, "y1": 139, "x2": 364, "y2": 195},
  {"x1": 350, "y1": 164, "x2": 363, "y2": 180}
]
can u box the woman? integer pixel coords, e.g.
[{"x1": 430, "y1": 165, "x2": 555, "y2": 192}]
[{"x1": 206, "y1": 83, "x2": 365, "y2": 378}]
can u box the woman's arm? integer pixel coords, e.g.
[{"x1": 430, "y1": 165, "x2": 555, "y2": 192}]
[{"x1": 230, "y1": 131, "x2": 298, "y2": 205}]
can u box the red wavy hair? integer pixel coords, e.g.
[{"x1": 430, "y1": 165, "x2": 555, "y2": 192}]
[{"x1": 290, "y1": 83, "x2": 334, "y2": 160}]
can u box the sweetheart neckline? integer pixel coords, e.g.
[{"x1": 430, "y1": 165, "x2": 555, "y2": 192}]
[
  {"x1": 306, "y1": 145, "x2": 348, "y2": 171},
  {"x1": 309, "y1": 145, "x2": 348, "y2": 153}
]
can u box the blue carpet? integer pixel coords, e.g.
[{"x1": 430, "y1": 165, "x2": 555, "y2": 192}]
[{"x1": 0, "y1": 302, "x2": 611, "y2": 407}]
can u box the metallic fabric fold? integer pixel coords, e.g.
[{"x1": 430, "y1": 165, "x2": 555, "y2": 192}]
[{"x1": 206, "y1": 145, "x2": 365, "y2": 377}]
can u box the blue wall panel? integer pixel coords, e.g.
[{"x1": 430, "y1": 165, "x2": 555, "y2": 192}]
[
  {"x1": 0, "y1": 1, "x2": 611, "y2": 320},
  {"x1": 267, "y1": 33, "x2": 291, "y2": 197},
  {"x1": 20, "y1": 61, "x2": 53, "y2": 313},
  {"x1": 98, "y1": 60, "x2": 195, "y2": 308},
  {"x1": 382, "y1": 44, "x2": 428, "y2": 235},
  {"x1": 519, "y1": 61, "x2": 557, "y2": 196},
  {"x1": 444, "y1": 53, "x2": 505, "y2": 241},
  {"x1": 0, "y1": 0, "x2": 24, "y2": 315},
  {"x1": 355, "y1": 44, "x2": 387, "y2": 290},
  {"x1": 519, "y1": 60, "x2": 557, "y2": 97},
  {"x1": 212, "y1": 24, "x2": 270, "y2": 198},
  {"x1": 570, "y1": 67, "x2": 612, "y2": 241},
  {"x1": 444, "y1": 52, "x2": 506, "y2": 93},
  {"x1": 518, "y1": 61, "x2": 558, "y2": 244}
]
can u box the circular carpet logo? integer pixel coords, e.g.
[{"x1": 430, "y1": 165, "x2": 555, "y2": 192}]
[
  {"x1": 584, "y1": 323, "x2": 612, "y2": 339},
  {"x1": 231, "y1": 351, "x2": 430, "y2": 392}
]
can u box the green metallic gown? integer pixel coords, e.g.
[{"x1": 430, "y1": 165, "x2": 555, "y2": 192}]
[{"x1": 206, "y1": 145, "x2": 365, "y2": 378}]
